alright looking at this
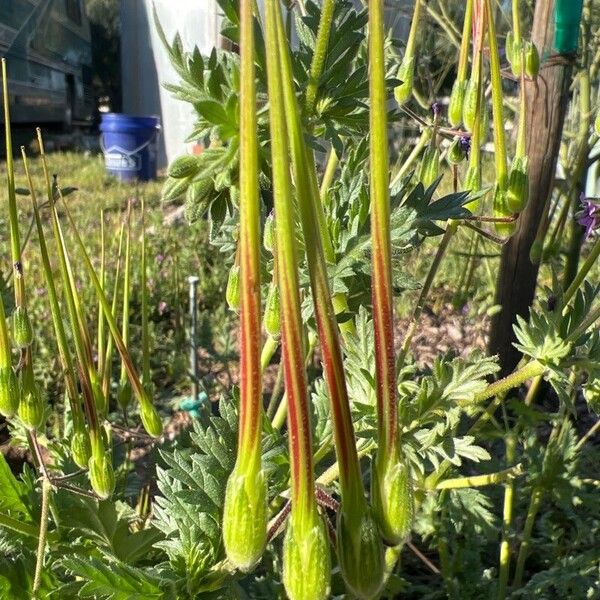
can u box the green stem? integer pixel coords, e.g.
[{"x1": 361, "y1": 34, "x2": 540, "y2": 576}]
[
  {"x1": 320, "y1": 148, "x2": 338, "y2": 203},
  {"x1": 305, "y1": 0, "x2": 335, "y2": 116},
  {"x1": 32, "y1": 478, "x2": 51, "y2": 596},
  {"x1": 497, "y1": 434, "x2": 516, "y2": 600},
  {"x1": 119, "y1": 205, "x2": 133, "y2": 391},
  {"x1": 511, "y1": 0, "x2": 521, "y2": 43},
  {"x1": 141, "y1": 198, "x2": 150, "y2": 384},
  {"x1": 457, "y1": 0, "x2": 474, "y2": 81},
  {"x1": 512, "y1": 486, "x2": 542, "y2": 588},
  {"x1": 390, "y1": 129, "x2": 431, "y2": 189},
  {"x1": 431, "y1": 463, "x2": 522, "y2": 490},
  {"x1": 97, "y1": 210, "x2": 106, "y2": 379}
]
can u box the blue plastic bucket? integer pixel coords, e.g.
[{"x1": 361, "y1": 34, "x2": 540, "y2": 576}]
[{"x1": 99, "y1": 113, "x2": 160, "y2": 181}]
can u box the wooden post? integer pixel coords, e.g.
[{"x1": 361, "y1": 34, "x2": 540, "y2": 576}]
[{"x1": 488, "y1": 0, "x2": 578, "y2": 374}]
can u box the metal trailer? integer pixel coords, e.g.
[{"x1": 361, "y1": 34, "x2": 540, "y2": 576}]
[{"x1": 0, "y1": 0, "x2": 94, "y2": 127}]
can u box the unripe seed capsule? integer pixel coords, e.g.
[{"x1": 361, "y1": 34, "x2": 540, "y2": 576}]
[
  {"x1": 168, "y1": 154, "x2": 201, "y2": 179},
  {"x1": 464, "y1": 165, "x2": 481, "y2": 213},
  {"x1": 263, "y1": 283, "x2": 281, "y2": 337},
  {"x1": 140, "y1": 401, "x2": 163, "y2": 438},
  {"x1": 222, "y1": 463, "x2": 268, "y2": 571},
  {"x1": 448, "y1": 137, "x2": 467, "y2": 165},
  {"x1": 505, "y1": 31, "x2": 515, "y2": 67},
  {"x1": 448, "y1": 79, "x2": 467, "y2": 128},
  {"x1": 418, "y1": 146, "x2": 440, "y2": 188},
  {"x1": 336, "y1": 505, "x2": 385, "y2": 599},
  {"x1": 510, "y1": 39, "x2": 523, "y2": 77},
  {"x1": 117, "y1": 379, "x2": 132, "y2": 410},
  {"x1": 372, "y1": 455, "x2": 415, "y2": 545},
  {"x1": 226, "y1": 264, "x2": 241, "y2": 311},
  {"x1": 394, "y1": 56, "x2": 415, "y2": 105},
  {"x1": 18, "y1": 380, "x2": 44, "y2": 430},
  {"x1": 462, "y1": 79, "x2": 479, "y2": 133},
  {"x1": 494, "y1": 186, "x2": 516, "y2": 237},
  {"x1": 70, "y1": 426, "x2": 92, "y2": 469},
  {"x1": 88, "y1": 444, "x2": 115, "y2": 500},
  {"x1": 283, "y1": 511, "x2": 331, "y2": 600},
  {"x1": 506, "y1": 156, "x2": 529, "y2": 213},
  {"x1": 0, "y1": 367, "x2": 19, "y2": 417},
  {"x1": 12, "y1": 306, "x2": 33, "y2": 349},
  {"x1": 525, "y1": 42, "x2": 540, "y2": 78}
]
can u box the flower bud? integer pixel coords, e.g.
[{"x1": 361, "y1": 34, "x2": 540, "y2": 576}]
[
  {"x1": 117, "y1": 379, "x2": 132, "y2": 410},
  {"x1": 263, "y1": 212, "x2": 275, "y2": 252},
  {"x1": 18, "y1": 377, "x2": 44, "y2": 430},
  {"x1": 418, "y1": 146, "x2": 440, "y2": 188},
  {"x1": 506, "y1": 156, "x2": 529, "y2": 213},
  {"x1": 71, "y1": 425, "x2": 92, "y2": 469},
  {"x1": 448, "y1": 79, "x2": 466, "y2": 127},
  {"x1": 394, "y1": 55, "x2": 414, "y2": 105},
  {"x1": 226, "y1": 264, "x2": 241, "y2": 311},
  {"x1": 372, "y1": 455, "x2": 414, "y2": 545},
  {"x1": 222, "y1": 462, "x2": 268, "y2": 571},
  {"x1": 0, "y1": 366, "x2": 19, "y2": 417},
  {"x1": 336, "y1": 504, "x2": 385, "y2": 599},
  {"x1": 88, "y1": 442, "x2": 115, "y2": 500},
  {"x1": 140, "y1": 401, "x2": 163, "y2": 438},
  {"x1": 263, "y1": 283, "x2": 281, "y2": 337},
  {"x1": 525, "y1": 42, "x2": 540, "y2": 78},
  {"x1": 448, "y1": 137, "x2": 467, "y2": 165},
  {"x1": 12, "y1": 306, "x2": 33, "y2": 349},
  {"x1": 283, "y1": 510, "x2": 331, "y2": 600}
]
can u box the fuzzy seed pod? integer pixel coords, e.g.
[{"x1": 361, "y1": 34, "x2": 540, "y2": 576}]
[
  {"x1": 418, "y1": 146, "x2": 440, "y2": 188},
  {"x1": 140, "y1": 401, "x2": 163, "y2": 438},
  {"x1": 525, "y1": 42, "x2": 540, "y2": 78},
  {"x1": 168, "y1": 154, "x2": 201, "y2": 179},
  {"x1": 0, "y1": 367, "x2": 19, "y2": 417},
  {"x1": 462, "y1": 78, "x2": 479, "y2": 133},
  {"x1": 493, "y1": 186, "x2": 516, "y2": 237},
  {"x1": 222, "y1": 463, "x2": 268, "y2": 571},
  {"x1": 506, "y1": 156, "x2": 530, "y2": 213},
  {"x1": 117, "y1": 379, "x2": 132, "y2": 410},
  {"x1": 372, "y1": 455, "x2": 415, "y2": 545},
  {"x1": 18, "y1": 379, "x2": 44, "y2": 430},
  {"x1": 263, "y1": 283, "x2": 281, "y2": 337},
  {"x1": 88, "y1": 445, "x2": 115, "y2": 500},
  {"x1": 226, "y1": 264, "x2": 241, "y2": 312},
  {"x1": 184, "y1": 178, "x2": 214, "y2": 223},
  {"x1": 12, "y1": 306, "x2": 33, "y2": 349},
  {"x1": 70, "y1": 426, "x2": 92, "y2": 469},
  {"x1": 336, "y1": 505, "x2": 385, "y2": 599},
  {"x1": 448, "y1": 80, "x2": 467, "y2": 127},
  {"x1": 283, "y1": 511, "x2": 331, "y2": 600},
  {"x1": 263, "y1": 213, "x2": 275, "y2": 253},
  {"x1": 394, "y1": 56, "x2": 415, "y2": 105},
  {"x1": 162, "y1": 175, "x2": 192, "y2": 202}
]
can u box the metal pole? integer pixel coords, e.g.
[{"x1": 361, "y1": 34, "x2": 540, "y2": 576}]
[{"x1": 188, "y1": 276, "x2": 199, "y2": 402}]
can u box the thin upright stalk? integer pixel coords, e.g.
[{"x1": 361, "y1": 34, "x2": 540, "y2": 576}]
[
  {"x1": 32, "y1": 478, "x2": 51, "y2": 596},
  {"x1": 497, "y1": 434, "x2": 516, "y2": 600}
]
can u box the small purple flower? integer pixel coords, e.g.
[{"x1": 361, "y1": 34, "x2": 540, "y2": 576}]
[
  {"x1": 431, "y1": 102, "x2": 442, "y2": 120},
  {"x1": 158, "y1": 301, "x2": 167, "y2": 315},
  {"x1": 577, "y1": 195, "x2": 600, "y2": 239},
  {"x1": 459, "y1": 136, "x2": 471, "y2": 159},
  {"x1": 156, "y1": 254, "x2": 165, "y2": 265}
]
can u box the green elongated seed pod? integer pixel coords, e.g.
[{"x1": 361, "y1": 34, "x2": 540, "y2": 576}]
[
  {"x1": 505, "y1": 31, "x2": 515, "y2": 67},
  {"x1": 510, "y1": 40, "x2": 523, "y2": 77},
  {"x1": 394, "y1": 56, "x2": 415, "y2": 105},
  {"x1": 0, "y1": 366, "x2": 19, "y2": 417},
  {"x1": 506, "y1": 156, "x2": 530, "y2": 213},
  {"x1": 595, "y1": 109, "x2": 600, "y2": 136},
  {"x1": 283, "y1": 510, "x2": 331, "y2": 600},
  {"x1": 263, "y1": 283, "x2": 281, "y2": 337},
  {"x1": 525, "y1": 42, "x2": 540, "y2": 78},
  {"x1": 91, "y1": 376, "x2": 107, "y2": 416},
  {"x1": 448, "y1": 79, "x2": 467, "y2": 127},
  {"x1": 418, "y1": 146, "x2": 440, "y2": 188},
  {"x1": 479, "y1": 101, "x2": 489, "y2": 142},
  {"x1": 140, "y1": 401, "x2": 163, "y2": 438},
  {"x1": 493, "y1": 186, "x2": 516, "y2": 236},
  {"x1": 372, "y1": 455, "x2": 414, "y2": 545},
  {"x1": 462, "y1": 78, "x2": 479, "y2": 133},
  {"x1": 12, "y1": 306, "x2": 33, "y2": 349},
  {"x1": 117, "y1": 379, "x2": 132, "y2": 410},
  {"x1": 529, "y1": 238, "x2": 544, "y2": 264},
  {"x1": 222, "y1": 463, "x2": 268, "y2": 571},
  {"x1": 337, "y1": 505, "x2": 385, "y2": 599},
  {"x1": 88, "y1": 443, "x2": 115, "y2": 500},
  {"x1": 263, "y1": 212, "x2": 275, "y2": 252},
  {"x1": 464, "y1": 165, "x2": 481, "y2": 213},
  {"x1": 70, "y1": 425, "x2": 92, "y2": 469},
  {"x1": 168, "y1": 154, "x2": 201, "y2": 179},
  {"x1": 18, "y1": 378, "x2": 44, "y2": 430},
  {"x1": 448, "y1": 138, "x2": 466, "y2": 165},
  {"x1": 226, "y1": 264, "x2": 241, "y2": 311}
]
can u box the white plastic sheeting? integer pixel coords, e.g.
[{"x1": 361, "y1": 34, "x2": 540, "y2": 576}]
[{"x1": 121, "y1": 0, "x2": 222, "y2": 168}]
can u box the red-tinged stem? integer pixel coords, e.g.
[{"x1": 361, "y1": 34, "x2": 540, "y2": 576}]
[
  {"x1": 237, "y1": 0, "x2": 263, "y2": 472},
  {"x1": 370, "y1": 0, "x2": 397, "y2": 458},
  {"x1": 273, "y1": 2, "x2": 363, "y2": 508},
  {"x1": 265, "y1": 0, "x2": 316, "y2": 524}
]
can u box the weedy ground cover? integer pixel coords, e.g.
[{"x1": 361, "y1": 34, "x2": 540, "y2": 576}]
[{"x1": 1, "y1": 1, "x2": 600, "y2": 599}]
